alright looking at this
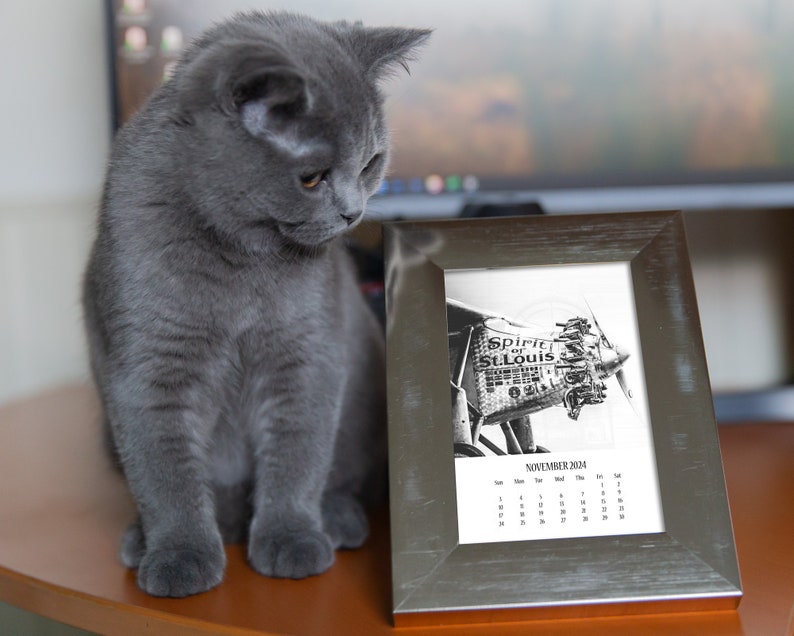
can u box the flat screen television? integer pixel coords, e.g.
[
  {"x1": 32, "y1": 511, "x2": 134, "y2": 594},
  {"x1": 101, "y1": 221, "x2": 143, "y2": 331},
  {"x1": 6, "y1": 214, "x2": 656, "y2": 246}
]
[{"x1": 106, "y1": 0, "x2": 794, "y2": 218}]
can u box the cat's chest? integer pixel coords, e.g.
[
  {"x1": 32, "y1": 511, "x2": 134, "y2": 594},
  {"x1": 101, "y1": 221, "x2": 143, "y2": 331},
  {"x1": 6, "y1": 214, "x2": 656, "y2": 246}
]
[
  {"x1": 207, "y1": 255, "x2": 334, "y2": 333},
  {"x1": 150, "y1": 238, "x2": 343, "y2": 344}
]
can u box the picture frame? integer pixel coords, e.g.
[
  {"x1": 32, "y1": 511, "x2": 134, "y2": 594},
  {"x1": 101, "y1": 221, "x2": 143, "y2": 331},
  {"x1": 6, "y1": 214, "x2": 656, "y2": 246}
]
[{"x1": 383, "y1": 211, "x2": 741, "y2": 626}]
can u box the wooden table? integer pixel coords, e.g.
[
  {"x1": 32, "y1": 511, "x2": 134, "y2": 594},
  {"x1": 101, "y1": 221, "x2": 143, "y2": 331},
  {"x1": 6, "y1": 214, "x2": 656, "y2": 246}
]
[{"x1": 0, "y1": 386, "x2": 792, "y2": 635}]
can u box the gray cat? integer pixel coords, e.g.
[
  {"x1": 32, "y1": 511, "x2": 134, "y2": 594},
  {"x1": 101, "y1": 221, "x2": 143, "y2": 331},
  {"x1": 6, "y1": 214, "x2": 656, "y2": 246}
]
[{"x1": 82, "y1": 11, "x2": 429, "y2": 598}]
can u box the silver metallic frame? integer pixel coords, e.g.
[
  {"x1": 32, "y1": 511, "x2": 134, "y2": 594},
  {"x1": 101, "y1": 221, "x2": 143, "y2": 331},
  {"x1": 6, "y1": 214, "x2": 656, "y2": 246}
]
[{"x1": 383, "y1": 211, "x2": 741, "y2": 626}]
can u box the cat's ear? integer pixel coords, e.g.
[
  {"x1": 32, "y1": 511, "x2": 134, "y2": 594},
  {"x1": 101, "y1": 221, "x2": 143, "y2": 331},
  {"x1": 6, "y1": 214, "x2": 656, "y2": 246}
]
[
  {"x1": 346, "y1": 26, "x2": 432, "y2": 81},
  {"x1": 174, "y1": 40, "x2": 310, "y2": 129},
  {"x1": 226, "y1": 60, "x2": 310, "y2": 138}
]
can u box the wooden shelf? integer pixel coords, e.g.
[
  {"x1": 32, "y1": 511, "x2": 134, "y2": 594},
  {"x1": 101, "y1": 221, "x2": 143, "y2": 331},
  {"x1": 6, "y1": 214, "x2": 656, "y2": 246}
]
[{"x1": 0, "y1": 386, "x2": 792, "y2": 635}]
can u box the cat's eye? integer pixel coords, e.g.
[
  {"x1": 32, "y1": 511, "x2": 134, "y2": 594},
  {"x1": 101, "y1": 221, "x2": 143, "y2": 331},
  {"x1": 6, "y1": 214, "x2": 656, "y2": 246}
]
[{"x1": 301, "y1": 171, "x2": 327, "y2": 189}]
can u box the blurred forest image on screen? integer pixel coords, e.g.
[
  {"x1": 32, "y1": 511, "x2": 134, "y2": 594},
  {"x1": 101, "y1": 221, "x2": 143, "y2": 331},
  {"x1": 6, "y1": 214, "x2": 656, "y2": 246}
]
[
  {"x1": 381, "y1": 0, "x2": 794, "y2": 184},
  {"x1": 114, "y1": 0, "x2": 794, "y2": 186}
]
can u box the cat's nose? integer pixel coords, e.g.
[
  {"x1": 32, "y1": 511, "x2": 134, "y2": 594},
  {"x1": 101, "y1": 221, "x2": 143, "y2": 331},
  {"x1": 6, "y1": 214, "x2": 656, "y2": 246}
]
[
  {"x1": 336, "y1": 186, "x2": 364, "y2": 225},
  {"x1": 340, "y1": 209, "x2": 363, "y2": 226}
]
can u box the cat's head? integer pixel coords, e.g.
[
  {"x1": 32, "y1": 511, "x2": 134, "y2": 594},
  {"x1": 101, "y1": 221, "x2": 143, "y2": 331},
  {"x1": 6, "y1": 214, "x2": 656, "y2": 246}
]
[{"x1": 163, "y1": 12, "x2": 430, "y2": 252}]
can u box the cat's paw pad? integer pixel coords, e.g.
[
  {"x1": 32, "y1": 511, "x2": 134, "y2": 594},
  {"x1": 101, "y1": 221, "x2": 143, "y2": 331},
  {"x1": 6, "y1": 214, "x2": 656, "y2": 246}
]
[
  {"x1": 120, "y1": 519, "x2": 146, "y2": 568},
  {"x1": 322, "y1": 493, "x2": 369, "y2": 549},
  {"x1": 248, "y1": 529, "x2": 334, "y2": 579},
  {"x1": 137, "y1": 544, "x2": 226, "y2": 597}
]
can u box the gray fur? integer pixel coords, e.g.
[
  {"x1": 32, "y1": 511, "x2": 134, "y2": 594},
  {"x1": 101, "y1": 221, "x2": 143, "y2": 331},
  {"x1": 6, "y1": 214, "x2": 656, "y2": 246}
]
[{"x1": 83, "y1": 11, "x2": 429, "y2": 598}]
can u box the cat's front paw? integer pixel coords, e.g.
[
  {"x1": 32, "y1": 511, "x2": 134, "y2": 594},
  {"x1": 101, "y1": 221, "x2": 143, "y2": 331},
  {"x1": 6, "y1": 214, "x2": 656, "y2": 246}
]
[
  {"x1": 248, "y1": 529, "x2": 334, "y2": 579},
  {"x1": 322, "y1": 492, "x2": 369, "y2": 549},
  {"x1": 120, "y1": 518, "x2": 146, "y2": 568},
  {"x1": 137, "y1": 542, "x2": 226, "y2": 598}
]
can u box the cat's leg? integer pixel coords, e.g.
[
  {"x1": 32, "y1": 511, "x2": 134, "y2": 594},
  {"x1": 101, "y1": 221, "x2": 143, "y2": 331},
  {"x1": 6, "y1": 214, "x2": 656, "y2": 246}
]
[
  {"x1": 243, "y1": 360, "x2": 344, "y2": 579},
  {"x1": 213, "y1": 480, "x2": 252, "y2": 544},
  {"x1": 107, "y1": 386, "x2": 226, "y2": 597},
  {"x1": 322, "y1": 321, "x2": 387, "y2": 549},
  {"x1": 321, "y1": 490, "x2": 370, "y2": 549},
  {"x1": 120, "y1": 517, "x2": 146, "y2": 567}
]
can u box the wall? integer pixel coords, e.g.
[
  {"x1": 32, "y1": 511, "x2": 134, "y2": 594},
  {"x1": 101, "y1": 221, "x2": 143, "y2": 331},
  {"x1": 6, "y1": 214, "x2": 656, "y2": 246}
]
[
  {"x1": 0, "y1": 1, "x2": 109, "y2": 403},
  {"x1": 686, "y1": 209, "x2": 794, "y2": 391}
]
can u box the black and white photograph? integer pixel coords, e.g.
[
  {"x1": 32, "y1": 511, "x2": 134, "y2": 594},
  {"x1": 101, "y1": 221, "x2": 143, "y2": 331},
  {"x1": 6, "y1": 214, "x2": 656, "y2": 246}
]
[{"x1": 446, "y1": 263, "x2": 665, "y2": 544}]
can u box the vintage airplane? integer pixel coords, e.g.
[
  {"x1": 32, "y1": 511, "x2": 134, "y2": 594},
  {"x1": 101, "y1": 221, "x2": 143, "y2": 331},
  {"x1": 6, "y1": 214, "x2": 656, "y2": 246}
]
[{"x1": 447, "y1": 298, "x2": 634, "y2": 457}]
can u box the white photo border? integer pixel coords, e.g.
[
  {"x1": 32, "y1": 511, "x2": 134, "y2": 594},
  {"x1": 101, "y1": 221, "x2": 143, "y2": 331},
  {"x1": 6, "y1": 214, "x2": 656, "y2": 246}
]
[{"x1": 384, "y1": 211, "x2": 741, "y2": 626}]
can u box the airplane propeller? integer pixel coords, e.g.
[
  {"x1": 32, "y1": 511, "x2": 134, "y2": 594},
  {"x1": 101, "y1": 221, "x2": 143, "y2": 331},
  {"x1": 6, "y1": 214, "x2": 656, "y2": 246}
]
[
  {"x1": 588, "y1": 305, "x2": 612, "y2": 349},
  {"x1": 616, "y1": 368, "x2": 633, "y2": 400},
  {"x1": 584, "y1": 300, "x2": 638, "y2": 413}
]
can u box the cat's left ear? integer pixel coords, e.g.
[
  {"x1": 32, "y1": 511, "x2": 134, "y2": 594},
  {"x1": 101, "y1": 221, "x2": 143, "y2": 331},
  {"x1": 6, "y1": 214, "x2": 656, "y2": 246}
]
[
  {"x1": 347, "y1": 26, "x2": 432, "y2": 80},
  {"x1": 174, "y1": 40, "x2": 309, "y2": 128}
]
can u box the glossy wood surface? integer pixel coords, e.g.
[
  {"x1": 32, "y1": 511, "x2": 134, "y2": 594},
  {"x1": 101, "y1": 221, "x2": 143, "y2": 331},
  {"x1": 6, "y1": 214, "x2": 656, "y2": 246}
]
[{"x1": 0, "y1": 386, "x2": 792, "y2": 635}]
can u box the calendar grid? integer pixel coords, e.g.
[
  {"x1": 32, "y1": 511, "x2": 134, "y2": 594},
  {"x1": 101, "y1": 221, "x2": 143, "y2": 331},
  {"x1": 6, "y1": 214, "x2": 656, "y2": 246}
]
[{"x1": 455, "y1": 450, "x2": 664, "y2": 545}]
